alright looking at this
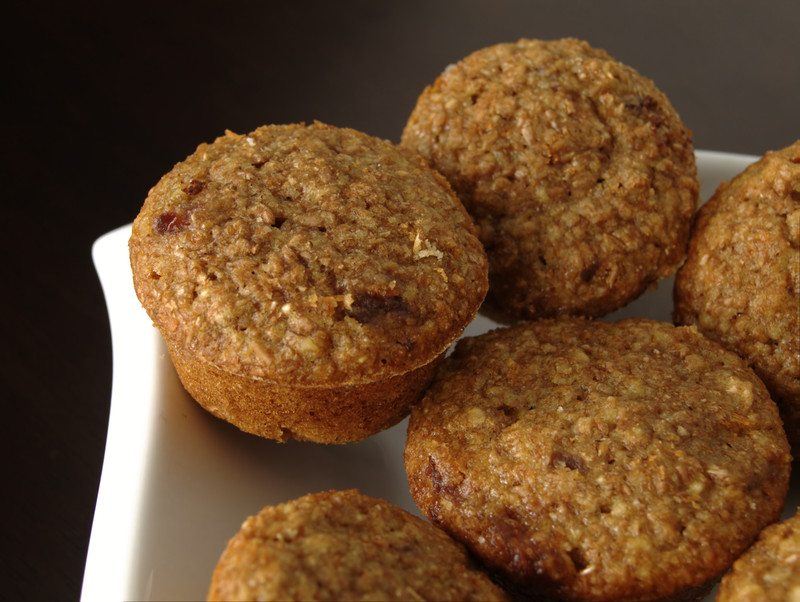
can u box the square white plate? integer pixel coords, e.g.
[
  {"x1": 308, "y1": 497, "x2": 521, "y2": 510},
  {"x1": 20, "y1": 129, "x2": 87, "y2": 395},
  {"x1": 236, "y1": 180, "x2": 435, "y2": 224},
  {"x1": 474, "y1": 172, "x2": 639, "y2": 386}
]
[{"x1": 82, "y1": 150, "x2": 798, "y2": 602}]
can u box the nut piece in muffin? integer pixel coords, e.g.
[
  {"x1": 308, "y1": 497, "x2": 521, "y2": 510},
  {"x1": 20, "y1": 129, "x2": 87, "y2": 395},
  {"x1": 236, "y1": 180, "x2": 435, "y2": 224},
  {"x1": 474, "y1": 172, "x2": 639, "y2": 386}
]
[
  {"x1": 717, "y1": 511, "x2": 800, "y2": 602},
  {"x1": 208, "y1": 489, "x2": 507, "y2": 602},
  {"x1": 405, "y1": 318, "x2": 791, "y2": 601},
  {"x1": 402, "y1": 38, "x2": 698, "y2": 320},
  {"x1": 674, "y1": 141, "x2": 800, "y2": 453},
  {"x1": 130, "y1": 122, "x2": 488, "y2": 443}
]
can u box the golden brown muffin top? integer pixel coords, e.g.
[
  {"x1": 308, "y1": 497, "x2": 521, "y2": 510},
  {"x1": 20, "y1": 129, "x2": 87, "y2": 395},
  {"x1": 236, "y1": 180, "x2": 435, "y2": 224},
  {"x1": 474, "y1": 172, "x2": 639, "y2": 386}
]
[
  {"x1": 405, "y1": 318, "x2": 791, "y2": 601},
  {"x1": 674, "y1": 140, "x2": 800, "y2": 448},
  {"x1": 402, "y1": 38, "x2": 698, "y2": 318},
  {"x1": 717, "y1": 511, "x2": 800, "y2": 602},
  {"x1": 207, "y1": 490, "x2": 507, "y2": 602},
  {"x1": 130, "y1": 123, "x2": 487, "y2": 385}
]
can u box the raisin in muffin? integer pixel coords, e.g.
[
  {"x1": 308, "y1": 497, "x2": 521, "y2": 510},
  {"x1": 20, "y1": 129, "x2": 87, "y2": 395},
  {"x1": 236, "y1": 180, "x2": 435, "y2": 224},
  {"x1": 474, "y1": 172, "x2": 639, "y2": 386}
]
[
  {"x1": 402, "y1": 38, "x2": 698, "y2": 320},
  {"x1": 208, "y1": 490, "x2": 507, "y2": 601},
  {"x1": 405, "y1": 318, "x2": 790, "y2": 601},
  {"x1": 675, "y1": 141, "x2": 800, "y2": 454},
  {"x1": 130, "y1": 122, "x2": 488, "y2": 443}
]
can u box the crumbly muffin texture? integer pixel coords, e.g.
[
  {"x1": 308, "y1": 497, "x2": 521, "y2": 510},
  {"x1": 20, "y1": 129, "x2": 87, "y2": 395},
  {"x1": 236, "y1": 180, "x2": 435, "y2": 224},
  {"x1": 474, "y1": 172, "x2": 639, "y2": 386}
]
[
  {"x1": 402, "y1": 38, "x2": 698, "y2": 319},
  {"x1": 675, "y1": 141, "x2": 800, "y2": 452},
  {"x1": 208, "y1": 490, "x2": 507, "y2": 601},
  {"x1": 130, "y1": 123, "x2": 487, "y2": 385},
  {"x1": 717, "y1": 512, "x2": 800, "y2": 602},
  {"x1": 405, "y1": 319, "x2": 791, "y2": 601}
]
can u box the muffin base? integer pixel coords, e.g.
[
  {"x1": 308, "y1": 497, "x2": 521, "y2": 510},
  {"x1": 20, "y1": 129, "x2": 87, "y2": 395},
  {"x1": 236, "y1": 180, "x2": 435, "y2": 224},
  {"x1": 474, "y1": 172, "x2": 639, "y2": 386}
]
[{"x1": 167, "y1": 340, "x2": 443, "y2": 444}]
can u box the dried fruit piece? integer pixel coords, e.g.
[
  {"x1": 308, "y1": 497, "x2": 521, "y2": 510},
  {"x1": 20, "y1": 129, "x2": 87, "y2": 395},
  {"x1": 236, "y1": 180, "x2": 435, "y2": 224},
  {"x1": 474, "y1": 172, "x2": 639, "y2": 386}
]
[
  {"x1": 182, "y1": 179, "x2": 205, "y2": 195},
  {"x1": 154, "y1": 212, "x2": 189, "y2": 234},
  {"x1": 347, "y1": 292, "x2": 409, "y2": 324}
]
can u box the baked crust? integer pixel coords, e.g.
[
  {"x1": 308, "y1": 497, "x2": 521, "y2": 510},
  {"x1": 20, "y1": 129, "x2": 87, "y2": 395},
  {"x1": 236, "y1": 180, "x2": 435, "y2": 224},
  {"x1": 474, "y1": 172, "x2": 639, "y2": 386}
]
[
  {"x1": 674, "y1": 140, "x2": 800, "y2": 453},
  {"x1": 717, "y1": 512, "x2": 800, "y2": 602},
  {"x1": 402, "y1": 38, "x2": 698, "y2": 320},
  {"x1": 405, "y1": 318, "x2": 790, "y2": 601},
  {"x1": 168, "y1": 339, "x2": 443, "y2": 443},
  {"x1": 130, "y1": 122, "x2": 487, "y2": 385},
  {"x1": 208, "y1": 490, "x2": 507, "y2": 601}
]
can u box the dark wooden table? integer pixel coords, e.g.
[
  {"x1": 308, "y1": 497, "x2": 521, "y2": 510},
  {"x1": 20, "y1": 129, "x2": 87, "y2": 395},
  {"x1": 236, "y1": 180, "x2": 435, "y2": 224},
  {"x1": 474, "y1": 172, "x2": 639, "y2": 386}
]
[{"x1": 3, "y1": 1, "x2": 798, "y2": 599}]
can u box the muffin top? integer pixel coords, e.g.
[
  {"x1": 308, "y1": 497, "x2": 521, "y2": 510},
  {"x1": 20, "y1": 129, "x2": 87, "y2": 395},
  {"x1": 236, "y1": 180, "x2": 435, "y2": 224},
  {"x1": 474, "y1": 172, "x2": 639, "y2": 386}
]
[
  {"x1": 207, "y1": 490, "x2": 507, "y2": 602},
  {"x1": 674, "y1": 141, "x2": 800, "y2": 445},
  {"x1": 717, "y1": 511, "x2": 800, "y2": 602},
  {"x1": 405, "y1": 318, "x2": 791, "y2": 601},
  {"x1": 130, "y1": 123, "x2": 488, "y2": 385},
  {"x1": 402, "y1": 38, "x2": 698, "y2": 318}
]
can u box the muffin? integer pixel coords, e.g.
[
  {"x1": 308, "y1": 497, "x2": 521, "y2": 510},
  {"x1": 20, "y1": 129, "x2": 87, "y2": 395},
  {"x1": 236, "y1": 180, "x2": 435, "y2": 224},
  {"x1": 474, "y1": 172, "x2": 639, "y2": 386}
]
[
  {"x1": 130, "y1": 122, "x2": 488, "y2": 443},
  {"x1": 402, "y1": 38, "x2": 698, "y2": 320},
  {"x1": 208, "y1": 490, "x2": 507, "y2": 601},
  {"x1": 717, "y1": 512, "x2": 800, "y2": 602},
  {"x1": 405, "y1": 318, "x2": 791, "y2": 601},
  {"x1": 674, "y1": 141, "x2": 800, "y2": 453}
]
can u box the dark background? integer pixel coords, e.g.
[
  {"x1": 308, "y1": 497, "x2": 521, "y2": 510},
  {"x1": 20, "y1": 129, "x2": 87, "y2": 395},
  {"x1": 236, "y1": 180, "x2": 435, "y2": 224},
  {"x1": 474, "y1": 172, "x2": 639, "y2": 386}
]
[{"x1": 2, "y1": 1, "x2": 798, "y2": 599}]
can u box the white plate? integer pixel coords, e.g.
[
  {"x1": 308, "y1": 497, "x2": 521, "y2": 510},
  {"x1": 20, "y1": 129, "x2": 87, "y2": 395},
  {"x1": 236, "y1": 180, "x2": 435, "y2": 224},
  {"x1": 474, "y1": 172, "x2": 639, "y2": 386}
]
[{"x1": 82, "y1": 150, "x2": 798, "y2": 602}]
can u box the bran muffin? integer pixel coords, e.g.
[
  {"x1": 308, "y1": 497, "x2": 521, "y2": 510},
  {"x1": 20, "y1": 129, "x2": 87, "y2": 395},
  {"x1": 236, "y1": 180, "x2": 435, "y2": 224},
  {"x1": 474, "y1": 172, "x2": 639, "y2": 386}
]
[
  {"x1": 717, "y1": 512, "x2": 800, "y2": 602},
  {"x1": 208, "y1": 490, "x2": 507, "y2": 601},
  {"x1": 130, "y1": 122, "x2": 488, "y2": 443},
  {"x1": 402, "y1": 38, "x2": 698, "y2": 320},
  {"x1": 674, "y1": 141, "x2": 800, "y2": 453},
  {"x1": 405, "y1": 318, "x2": 791, "y2": 601}
]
